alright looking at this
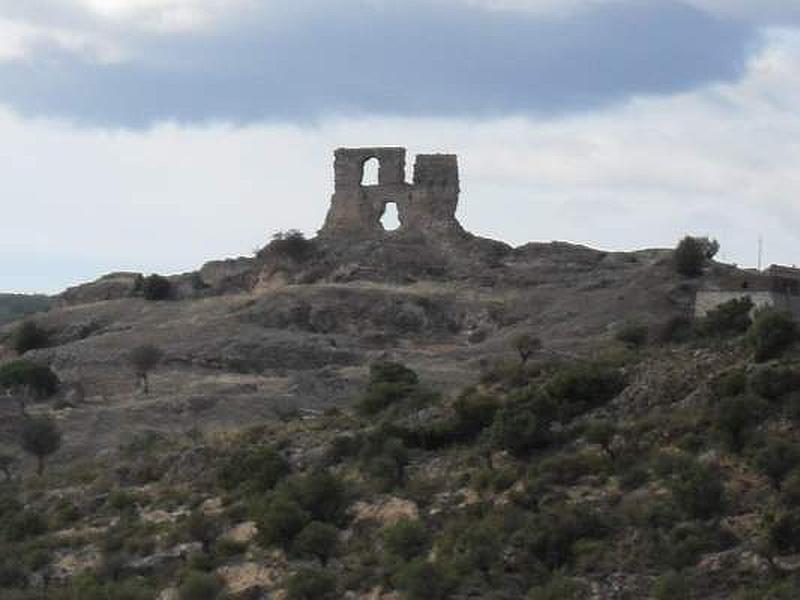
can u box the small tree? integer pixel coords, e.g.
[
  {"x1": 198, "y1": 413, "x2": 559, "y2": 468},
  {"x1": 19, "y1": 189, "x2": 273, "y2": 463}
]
[
  {"x1": 141, "y1": 274, "x2": 172, "y2": 301},
  {"x1": 0, "y1": 452, "x2": 16, "y2": 481},
  {"x1": 185, "y1": 510, "x2": 219, "y2": 554},
  {"x1": 13, "y1": 321, "x2": 49, "y2": 354},
  {"x1": 128, "y1": 345, "x2": 164, "y2": 395},
  {"x1": 0, "y1": 360, "x2": 60, "y2": 414},
  {"x1": 512, "y1": 333, "x2": 541, "y2": 365},
  {"x1": 755, "y1": 437, "x2": 800, "y2": 491},
  {"x1": 20, "y1": 417, "x2": 62, "y2": 476},
  {"x1": 292, "y1": 521, "x2": 339, "y2": 565},
  {"x1": 674, "y1": 236, "x2": 719, "y2": 277},
  {"x1": 747, "y1": 309, "x2": 798, "y2": 363},
  {"x1": 585, "y1": 420, "x2": 617, "y2": 460}
]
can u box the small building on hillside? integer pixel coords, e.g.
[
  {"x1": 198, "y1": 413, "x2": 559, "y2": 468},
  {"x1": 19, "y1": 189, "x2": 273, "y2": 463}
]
[{"x1": 694, "y1": 264, "x2": 800, "y2": 318}]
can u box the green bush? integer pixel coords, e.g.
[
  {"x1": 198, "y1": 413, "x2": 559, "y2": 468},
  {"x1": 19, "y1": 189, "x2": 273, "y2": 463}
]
[
  {"x1": 698, "y1": 297, "x2": 753, "y2": 337},
  {"x1": 782, "y1": 469, "x2": 800, "y2": 506},
  {"x1": 748, "y1": 309, "x2": 798, "y2": 362},
  {"x1": 140, "y1": 274, "x2": 172, "y2": 301},
  {"x1": 391, "y1": 559, "x2": 453, "y2": 600},
  {"x1": 713, "y1": 395, "x2": 765, "y2": 453},
  {"x1": 261, "y1": 230, "x2": 316, "y2": 263},
  {"x1": 754, "y1": 437, "x2": 800, "y2": 490},
  {"x1": 218, "y1": 445, "x2": 290, "y2": 494},
  {"x1": 286, "y1": 568, "x2": 337, "y2": 600},
  {"x1": 255, "y1": 495, "x2": 309, "y2": 548},
  {"x1": 255, "y1": 471, "x2": 349, "y2": 549},
  {"x1": 292, "y1": 521, "x2": 339, "y2": 564},
  {"x1": 3, "y1": 510, "x2": 47, "y2": 542},
  {"x1": 514, "y1": 504, "x2": 608, "y2": 569},
  {"x1": 490, "y1": 403, "x2": 551, "y2": 457},
  {"x1": 750, "y1": 365, "x2": 800, "y2": 400},
  {"x1": 178, "y1": 571, "x2": 223, "y2": 600},
  {"x1": 357, "y1": 361, "x2": 420, "y2": 415},
  {"x1": 20, "y1": 416, "x2": 62, "y2": 475},
  {"x1": 710, "y1": 369, "x2": 748, "y2": 400},
  {"x1": 674, "y1": 236, "x2": 718, "y2": 277},
  {"x1": 382, "y1": 519, "x2": 431, "y2": 562},
  {"x1": 768, "y1": 510, "x2": 800, "y2": 553},
  {"x1": 654, "y1": 571, "x2": 692, "y2": 600},
  {"x1": 667, "y1": 461, "x2": 725, "y2": 520},
  {"x1": 655, "y1": 315, "x2": 693, "y2": 344},
  {"x1": 0, "y1": 360, "x2": 59, "y2": 400},
  {"x1": 545, "y1": 362, "x2": 626, "y2": 419},
  {"x1": 615, "y1": 321, "x2": 648, "y2": 348},
  {"x1": 528, "y1": 573, "x2": 588, "y2": 600},
  {"x1": 13, "y1": 321, "x2": 49, "y2": 354}
]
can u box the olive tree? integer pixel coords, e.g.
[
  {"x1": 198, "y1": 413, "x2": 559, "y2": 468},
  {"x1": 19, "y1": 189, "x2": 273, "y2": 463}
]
[
  {"x1": 512, "y1": 333, "x2": 542, "y2": 365},
  {"x1": 128, "y1": 345, "x2": 164, "y2": 395},
  {"x1": 20, "y1": 417, "x2": 62, "y2": 476}
]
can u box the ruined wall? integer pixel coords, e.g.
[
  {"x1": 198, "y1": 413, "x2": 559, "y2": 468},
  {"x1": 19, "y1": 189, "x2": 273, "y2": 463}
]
[{"x1": 320, "y1": 147, "x2": 464, "y2": 238}]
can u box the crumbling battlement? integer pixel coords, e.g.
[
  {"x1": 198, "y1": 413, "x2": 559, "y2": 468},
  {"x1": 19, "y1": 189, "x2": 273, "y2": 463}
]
[{"x1": 320, "y1": 147, "x2": 464, "y2": 238}]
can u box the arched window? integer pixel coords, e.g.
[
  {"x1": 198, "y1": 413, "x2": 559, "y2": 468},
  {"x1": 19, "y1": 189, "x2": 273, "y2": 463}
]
[
  {"x1": 361, "y1": 157, "x2": 379, "y2": 186},
  {"x1": 381, "y1": 202, "x2": 401, "y2": 231}
]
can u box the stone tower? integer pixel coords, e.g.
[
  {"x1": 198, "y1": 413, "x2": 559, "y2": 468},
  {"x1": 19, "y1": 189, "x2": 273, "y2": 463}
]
[{"x1": 320, "y1": 147, "x2": 463, "y2": 238}]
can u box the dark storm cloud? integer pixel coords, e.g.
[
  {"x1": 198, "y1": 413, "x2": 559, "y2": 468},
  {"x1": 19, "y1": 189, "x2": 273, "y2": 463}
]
[{"x1": 0, "y1": 1, "x2": 756, "y2": 127}]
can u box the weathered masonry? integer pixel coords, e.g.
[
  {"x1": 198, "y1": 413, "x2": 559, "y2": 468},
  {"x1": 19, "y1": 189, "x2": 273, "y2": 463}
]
[
  {"x1": 320, "y1": 147, "x2": 464, "y2": 238},
  {"x1": 694, "y1": 264, "x2": 800, "y2": 318}
]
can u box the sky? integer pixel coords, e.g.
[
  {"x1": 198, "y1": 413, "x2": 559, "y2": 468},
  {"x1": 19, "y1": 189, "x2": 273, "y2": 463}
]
[{"x1": 2, "y1": 0, "x2": 800, "y2": 293}]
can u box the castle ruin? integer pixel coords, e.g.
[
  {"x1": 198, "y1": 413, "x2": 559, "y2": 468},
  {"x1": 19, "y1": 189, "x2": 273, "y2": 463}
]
[{"x1": 319, "y1": 147, "x2": 464, "y2": 238}]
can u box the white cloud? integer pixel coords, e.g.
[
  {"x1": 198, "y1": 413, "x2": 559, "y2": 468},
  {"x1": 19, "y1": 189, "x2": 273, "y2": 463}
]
[
  {"x1": 0, "y1": 16, "x2": 123, "y2": 63},
  {"x1": 3, "y1": 27, "x2": 800, "y2": 292},
  {"x1": 77, "y1": 0, "x2": 256, "y2": 32}
]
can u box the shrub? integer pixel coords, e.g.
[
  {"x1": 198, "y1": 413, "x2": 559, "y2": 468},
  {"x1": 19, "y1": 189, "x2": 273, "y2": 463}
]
[
  {"x1": 3, "y1": 510, "x2": 47, "y2": 542},
  {"x1": 748, "y1": 309, "x2": 798, "y2": 362},
  {"x1": 255, "y1": 471, "x2": 349, "y2": 549},
  {"x1": 713, "y1": 395, "x2": 765, "y2": 453},
  {"x1": 512, "y1": 333, "x2": 542, "y2": 364},
  {"x1": 667, "y1": 461, "x2": 725, "y2": 520},
  {"x1": 452, "y1": 391, "x2": 500, "y2": 439},
  {"x1": 178, "y1": 571, "x2": 223, "y2": 600},
  {"x1": 262, "y1": 230, "x2": 316, "y2": 263},
  {"x1": 185, "y1": 511, "x2": 220, "y2": 553},
  {"x1": 141, "y1": 274, "x2": 172, "y2": 301},
  {"x1": 255, "y1": 495, "x2": 309, "y2": 548},
  {"x1": 490, "y1": 403, "x2": 551, "y2": 457},
  {"x1": 292, "y1": 521, "x2": 339, "y2": 565},
  {"x1": 392, "y1": 559, "x2": 453, "y2": 600},
  {"x1": 615, "y1": 321, "x2": 648, "y2": 348},
  {"x1": 13, "y1": 321, "x2": 49, "y2": 354},
  {"x1": 782, "y1": 469, "x2": 800, "y2": 506},
  {"x1": 546, "y1": 362, "x2": 626, "y2": 419},
  {"x1": 514, "y1": 504, "x2": 608, "y2": 569},
  {"x1": 217, "y1": 445, "x2": 290, "y2": 494},
  {"x1": 767, "y1": 510, "x2": 800, "y2": 553},
  {"x1": 528, "y1": 573, "x2": 588, "y2": 600},
  {"x1": 20, "y1": 417, "x2": 62, "y2": 475},
  {"x1": 674, "y1": 236, "x2": 718, "y2": 277},
  {"x1": 654, "y1": 571, "x2": 692, "y2": 600},
  {"x1": 286, "y1": 568, "x2": 336, "y2": 600},
  {"x1": 698, "y1": 297, "x2": 753, "y2": 337},
  {"x1": 655, "y1": 315, "x2": 693, "y2": 344},
  {"x1": 710, "y1": 369, "x2": 748, "y2": 400},
  {"x1": 0, "y1": 360, "x2": 59, "y2": 400},
  {"x1": 128, "y1": 345, "x2": 163, "y2": 395},
  {"x1": 584, "y1": 420, "x2": 617, "y2": 460},
  {"x1": 750, "y1": 365, "x2": 800, "y2": 400},
  {"x1": 754, "y1": 437, "x2": 800, "y2": 491},
  {"x1": 382, "y1": 519, "x2": 431, "y2": 562},
  {"x1": 357, "y1": 361, "x2": 419, "y2": 416}
]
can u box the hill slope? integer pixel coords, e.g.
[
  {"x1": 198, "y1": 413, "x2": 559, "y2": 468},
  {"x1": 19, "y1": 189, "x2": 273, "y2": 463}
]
[{"x1": 3, "y1": 233, "x2": 795, "y2": 599}]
